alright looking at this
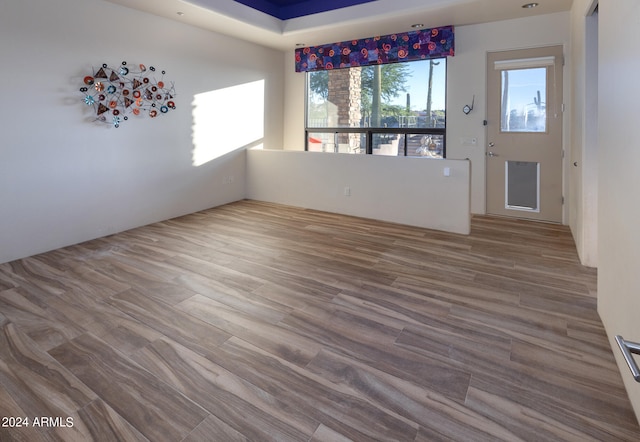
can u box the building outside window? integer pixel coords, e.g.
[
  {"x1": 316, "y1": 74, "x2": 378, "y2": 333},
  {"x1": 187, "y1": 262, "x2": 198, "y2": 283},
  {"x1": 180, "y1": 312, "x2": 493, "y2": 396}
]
[{"x1": 306, "y1": 58, "x2": 446, "y2": 158}]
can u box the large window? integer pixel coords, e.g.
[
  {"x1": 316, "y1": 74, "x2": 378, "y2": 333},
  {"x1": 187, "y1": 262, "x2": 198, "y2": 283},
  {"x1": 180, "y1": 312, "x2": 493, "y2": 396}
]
[{"x1": 306, "y1": 58, "x2": 446, "y2": 158}]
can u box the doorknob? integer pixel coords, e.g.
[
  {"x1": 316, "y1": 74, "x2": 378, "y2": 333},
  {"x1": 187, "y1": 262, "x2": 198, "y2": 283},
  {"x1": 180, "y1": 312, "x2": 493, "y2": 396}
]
[
  {"x1": 487, "y1": 151, "x2": 499, "y2": 157},
  {"x1": 488, "y1": 142, "x2": 495, "y2": 147}
]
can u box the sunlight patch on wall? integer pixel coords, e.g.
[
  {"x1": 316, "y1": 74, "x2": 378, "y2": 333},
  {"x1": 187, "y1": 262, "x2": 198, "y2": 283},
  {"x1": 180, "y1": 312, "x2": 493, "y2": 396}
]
[{"x1": 192, "y1": 79, "x2": 265, "y2": 166}]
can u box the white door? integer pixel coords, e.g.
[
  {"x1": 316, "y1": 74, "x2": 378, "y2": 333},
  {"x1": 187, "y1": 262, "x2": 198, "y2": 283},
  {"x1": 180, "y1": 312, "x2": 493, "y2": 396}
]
[{"x1": 486, "y1": 46, "x2": 564, "y2": 222}]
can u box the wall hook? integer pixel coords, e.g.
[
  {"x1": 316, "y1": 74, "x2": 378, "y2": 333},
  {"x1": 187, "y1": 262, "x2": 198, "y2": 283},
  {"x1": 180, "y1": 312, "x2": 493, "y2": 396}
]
[{"x1": 463, "y1": 95, "x2": 475, "y2": 115}]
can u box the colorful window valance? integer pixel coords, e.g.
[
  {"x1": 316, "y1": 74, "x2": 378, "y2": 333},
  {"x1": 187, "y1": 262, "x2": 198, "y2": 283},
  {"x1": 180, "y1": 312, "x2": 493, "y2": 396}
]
[{"x1": 295, "y1": 25, "x2": 454, "y2": 73}]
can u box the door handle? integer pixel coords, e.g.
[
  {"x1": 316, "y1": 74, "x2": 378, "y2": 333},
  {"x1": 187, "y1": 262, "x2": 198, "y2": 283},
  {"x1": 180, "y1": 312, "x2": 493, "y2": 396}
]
[
  {"x1": 488, "y1": 142, "x2": 495, "y2": 147},
  {"x1": 487, "y1": 151, "x2": 499, "y2": 157},
  {"x1": 616, "y1": 336, "x2": 640, "y2": 382}
]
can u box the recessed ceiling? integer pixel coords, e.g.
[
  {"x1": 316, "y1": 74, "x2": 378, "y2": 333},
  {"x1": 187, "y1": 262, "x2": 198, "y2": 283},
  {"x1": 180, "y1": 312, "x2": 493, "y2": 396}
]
[
  {"x1": 104, "y1": 0, "x2": 573, "y2": 50},
  {"x1": 233, "y1": 0, "x2": 378, "y2": 20}
]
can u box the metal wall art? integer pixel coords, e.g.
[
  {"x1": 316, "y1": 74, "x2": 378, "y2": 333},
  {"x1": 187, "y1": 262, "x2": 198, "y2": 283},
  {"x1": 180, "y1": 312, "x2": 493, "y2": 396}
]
[{"x1": 79, "y1": 61, "x2": 176, "y2": 128}]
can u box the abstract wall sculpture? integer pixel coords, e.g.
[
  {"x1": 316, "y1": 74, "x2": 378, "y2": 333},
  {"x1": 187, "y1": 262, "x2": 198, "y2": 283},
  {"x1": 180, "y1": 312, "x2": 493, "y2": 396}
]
[{"x1": 79, "y1": 61, "x2": 176, "y2": 128}]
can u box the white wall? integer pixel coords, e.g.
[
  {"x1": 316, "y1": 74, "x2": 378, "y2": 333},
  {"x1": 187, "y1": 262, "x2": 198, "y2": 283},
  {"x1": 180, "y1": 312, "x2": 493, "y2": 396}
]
[
  {"x1": 598, "y1": 0, "x2": 640, "y2": 422},
  {"x1": 283, "y1": 50, "x2": 306, "y2": 151},
  {"x1": 569, "y1": 0, "x2": 599, "y2": 268},
  {"x1": 0, "y1": 0, "x2": 284, "y2": 264},
  {"x1": 247, "y1": 149, "x2": 470, "y2": 235},
  {"x1": 282, "y1": 13, "x2": 572, "y2": 216}
]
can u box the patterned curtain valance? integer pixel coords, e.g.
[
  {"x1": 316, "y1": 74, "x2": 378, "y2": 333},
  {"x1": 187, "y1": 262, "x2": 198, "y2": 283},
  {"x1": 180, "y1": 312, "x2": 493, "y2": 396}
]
[{"x1": 295, "y1": 25, "x2": 454, "y2": 73}]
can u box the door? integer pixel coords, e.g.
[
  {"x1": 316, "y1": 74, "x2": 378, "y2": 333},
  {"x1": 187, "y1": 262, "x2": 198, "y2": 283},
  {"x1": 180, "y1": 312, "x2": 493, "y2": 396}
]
[{"x1": 486, "y1": 46, "x2": 564, "y2": 222}]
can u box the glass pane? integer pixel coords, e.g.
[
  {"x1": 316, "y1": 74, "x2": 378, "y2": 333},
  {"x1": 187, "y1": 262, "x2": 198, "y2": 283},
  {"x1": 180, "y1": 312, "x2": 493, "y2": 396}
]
[
  {"x1": 307, "y1": 59, "x2": 446, "y2": 129},
  {"x1": 372, "y1": 133, "x2": 402, "y2": 156},
  {"x1": 407, "y1": 134, "x2": 444, "y2": 158},
  {"x1": 506, "y1": 161, "x2": 539, "y2": 210},
  {"x1": 307, "y1": 132, "x2": 364, "y2": 154},
  {"x1": 501, "y1": 68, "x2": 546, "y2": 132},
  {"x1": 371, "y1": 133, "x2": 445, "y2": 157}
]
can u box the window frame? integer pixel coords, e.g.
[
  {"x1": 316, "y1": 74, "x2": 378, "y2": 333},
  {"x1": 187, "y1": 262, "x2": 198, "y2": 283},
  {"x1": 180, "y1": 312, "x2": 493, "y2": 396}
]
[
  {"x1": 305, "y1": 127, "x2": 446, "y2": 156},
  {"x1": 304, "y1": 58, "x2": 447, "y2": 158}
]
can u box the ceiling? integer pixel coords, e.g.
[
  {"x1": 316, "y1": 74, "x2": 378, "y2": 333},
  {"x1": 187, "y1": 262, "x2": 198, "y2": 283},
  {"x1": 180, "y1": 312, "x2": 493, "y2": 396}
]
[
  {"x1": 233, "y1": 0, "x2": 378, "y2": 20},
  {"x1": 104, "y1": 0, "x2": 573, "y2": 50}
]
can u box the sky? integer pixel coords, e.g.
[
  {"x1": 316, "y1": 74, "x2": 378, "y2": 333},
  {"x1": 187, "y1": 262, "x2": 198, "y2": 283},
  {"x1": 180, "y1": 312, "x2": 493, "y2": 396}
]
[
  {"x1": 389, "y1": 58, "x2": 447, "y2": 111},
  {"x1": 390, "y1": 61, "x2": 546, "y2": 114}
]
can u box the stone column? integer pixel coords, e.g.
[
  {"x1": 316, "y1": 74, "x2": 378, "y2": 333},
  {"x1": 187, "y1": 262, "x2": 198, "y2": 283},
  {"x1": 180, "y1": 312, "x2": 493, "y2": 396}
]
[{"x1": 327, "y1": 67, "x2": 362, "y2": 152}]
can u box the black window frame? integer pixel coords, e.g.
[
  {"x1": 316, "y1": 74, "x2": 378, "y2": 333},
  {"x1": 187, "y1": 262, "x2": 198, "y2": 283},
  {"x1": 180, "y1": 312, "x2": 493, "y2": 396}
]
[
  {"x1": 304, "y1": 59, "x2": 447, "y2": 157},
  {"x1": 304, "y1": 128, "x2": 446, "y2": 156}
]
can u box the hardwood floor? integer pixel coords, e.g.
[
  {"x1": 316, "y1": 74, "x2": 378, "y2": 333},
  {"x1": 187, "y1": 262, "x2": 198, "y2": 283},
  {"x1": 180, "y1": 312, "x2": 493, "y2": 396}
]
[{"x1": 0, "y1": 199, "x2": 638, "y2": 441}]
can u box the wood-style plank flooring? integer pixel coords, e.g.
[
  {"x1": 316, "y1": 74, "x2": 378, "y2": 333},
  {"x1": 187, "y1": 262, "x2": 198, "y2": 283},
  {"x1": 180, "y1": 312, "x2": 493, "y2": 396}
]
[{"x1": 0, "y1": 199, "x2": 638, "y2": 441}]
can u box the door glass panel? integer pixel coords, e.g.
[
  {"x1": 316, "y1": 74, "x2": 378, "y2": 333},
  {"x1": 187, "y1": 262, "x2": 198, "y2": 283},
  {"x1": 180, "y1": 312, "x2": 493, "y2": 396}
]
[
  {"x1": 500, "y1": 68, "x2": 546, "y2": 133},
  {"x1": 506, "y1": 161, "x2": 539, "y2": 211}
]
